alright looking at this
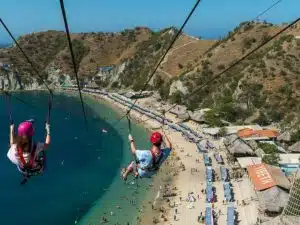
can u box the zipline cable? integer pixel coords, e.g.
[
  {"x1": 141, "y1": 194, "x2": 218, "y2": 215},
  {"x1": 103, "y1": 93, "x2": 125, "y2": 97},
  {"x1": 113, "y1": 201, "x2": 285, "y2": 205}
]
[
  {"x1": 0, "y1": 19, "x2": 53, "y2": 95},
  {"x1": 201, "y1": 0, "x2": 284, "y2": 58},
  {"x1": 113, "y1": 0, "x2": 202, "y2": 126},
  {"x1": 135, "y1": 17, "x2": 300, "y2": 125},
  {"x1": 112, "y1": 0, "x2": 282, "y2": 128},
  {"x1": 0, "y1": 18, "x2": 54, "y2": 127},
  {"x1": 59, "y1": 0, "x2": 88, "y2": 131},
  {"x1": 254, "y1": 0, "x2": 283, "y2": 21}
]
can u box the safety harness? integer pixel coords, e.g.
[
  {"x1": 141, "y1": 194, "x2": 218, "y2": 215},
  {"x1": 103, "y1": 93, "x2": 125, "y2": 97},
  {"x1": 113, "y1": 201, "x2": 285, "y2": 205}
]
[
  {"x1": 17, "y1": 144, "x2": 45, "y2": 176},
  {"x1": 149, "y1": 149, "x2": 164, "y2": 171}
]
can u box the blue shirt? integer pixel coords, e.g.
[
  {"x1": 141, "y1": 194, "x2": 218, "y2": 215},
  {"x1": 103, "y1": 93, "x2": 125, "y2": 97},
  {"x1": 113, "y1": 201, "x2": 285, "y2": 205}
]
[{"x1": 135, "y1": 148, "x2": 171, "y2": 178}]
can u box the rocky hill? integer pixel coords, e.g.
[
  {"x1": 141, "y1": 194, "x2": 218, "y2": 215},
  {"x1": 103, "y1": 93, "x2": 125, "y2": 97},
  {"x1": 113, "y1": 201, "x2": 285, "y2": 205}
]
[{"x1": 0, "y1": 22, "x2": 300, "y2": 131}]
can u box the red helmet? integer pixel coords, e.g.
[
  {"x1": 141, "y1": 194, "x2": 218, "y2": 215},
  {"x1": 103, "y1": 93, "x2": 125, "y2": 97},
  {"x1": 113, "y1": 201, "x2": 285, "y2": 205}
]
[{"x1": 150, "y1": 132, "x2": 163, "y2": 144}]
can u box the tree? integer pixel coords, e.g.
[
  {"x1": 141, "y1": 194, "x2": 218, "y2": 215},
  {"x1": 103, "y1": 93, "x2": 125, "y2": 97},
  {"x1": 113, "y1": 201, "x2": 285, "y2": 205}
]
[
  {"x1": 258, "y1": 142, "x2": 278, "y2": 154},
  {"x1": 262, "y1": 153, "x2": 280, "y2": 166},
  {"x1": 291, "y1": 130, "x2": 300, "y2": 143},
  {"x1": 178, "y1": 63, "x2": 183, "y2": 69},
  {"x1": 204, "y1": 110, "x2": 223, "y2": 127},
  {"x1": 170, "y1": 91, "x2": 183, "y2": 104},
  {"x1": 218, "y1": 127, "x2": 227, "y2": 137}
]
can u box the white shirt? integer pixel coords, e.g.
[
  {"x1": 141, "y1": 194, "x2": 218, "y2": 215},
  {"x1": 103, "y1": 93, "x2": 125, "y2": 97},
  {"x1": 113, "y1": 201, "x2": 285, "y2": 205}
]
[{"x1": 7, "y1": 142, "x2": 45, "y2": 168}]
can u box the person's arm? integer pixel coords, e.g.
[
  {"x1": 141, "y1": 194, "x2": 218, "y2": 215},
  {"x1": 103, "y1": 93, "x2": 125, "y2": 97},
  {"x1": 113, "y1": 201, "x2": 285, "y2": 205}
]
[
  {"x1": 162, "y1": 131, "x2": 172, "y2": 150},
  {"x1": 128, "y1": 134, "x2": 136, "y2": 155},
  {"x1": 44, "y1": 123, "x2": 51, "y2": 149},
  {"x1": 9, "y1": 124, "x2": 15, "y2": 147}
]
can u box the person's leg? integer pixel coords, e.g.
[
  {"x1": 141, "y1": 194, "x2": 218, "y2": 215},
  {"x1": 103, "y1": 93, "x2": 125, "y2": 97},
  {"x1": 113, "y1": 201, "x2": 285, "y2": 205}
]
[{"x1": 121, "y1": 161, "x2": 135, "y2": 180}]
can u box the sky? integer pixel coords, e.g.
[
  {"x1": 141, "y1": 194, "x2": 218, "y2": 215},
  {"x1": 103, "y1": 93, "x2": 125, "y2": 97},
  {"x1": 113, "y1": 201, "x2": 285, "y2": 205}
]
[{"x1": 0, "y1": 0, "x2": 299, "y2": 43}]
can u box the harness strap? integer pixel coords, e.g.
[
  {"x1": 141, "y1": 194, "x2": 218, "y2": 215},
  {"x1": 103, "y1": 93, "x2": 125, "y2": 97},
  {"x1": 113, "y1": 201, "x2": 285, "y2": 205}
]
[
  {"x1": 150, "y1": 149, "x2": 164, "y2": 171},
  {"x1": 17, "y1": 144, "x2": 37, "y2": 169}
]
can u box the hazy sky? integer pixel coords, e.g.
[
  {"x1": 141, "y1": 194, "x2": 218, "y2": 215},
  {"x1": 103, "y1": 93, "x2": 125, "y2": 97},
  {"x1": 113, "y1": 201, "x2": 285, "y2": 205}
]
[{"x1": 0, "y1": 0, "x2": 299, "y2": 43}]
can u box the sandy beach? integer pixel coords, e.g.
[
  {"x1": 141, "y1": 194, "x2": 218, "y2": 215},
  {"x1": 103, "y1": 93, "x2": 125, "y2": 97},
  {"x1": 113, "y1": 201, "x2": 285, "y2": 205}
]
[{"x1": 75, "y1": 90, "x2": 259, "y2": 225}]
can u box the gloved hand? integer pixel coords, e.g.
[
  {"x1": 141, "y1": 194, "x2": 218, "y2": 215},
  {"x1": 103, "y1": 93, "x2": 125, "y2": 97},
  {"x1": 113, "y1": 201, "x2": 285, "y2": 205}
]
[
  {"x1": 128, "y1": 134, "x2": 134, "y2": 142},
  {"x1": 45, "y1": 123, "x2": 50, "y2": 135}
]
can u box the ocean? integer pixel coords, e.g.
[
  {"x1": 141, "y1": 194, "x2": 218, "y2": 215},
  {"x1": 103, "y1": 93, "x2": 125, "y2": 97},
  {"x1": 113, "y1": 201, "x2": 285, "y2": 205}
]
[{"x1": 0, "y1": 91, "x2": 152, "y2": 225}]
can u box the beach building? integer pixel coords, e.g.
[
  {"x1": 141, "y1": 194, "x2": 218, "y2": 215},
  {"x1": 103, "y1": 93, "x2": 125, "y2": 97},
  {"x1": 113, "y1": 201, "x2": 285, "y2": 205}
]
[
  {"x1": 279, "y1": 154, "x2": 300, "y2": 174},
  {"x1": 236, "y1": 157, "x2": 262, "y2": 168},
  {"x1": 238, "y1": 128, "x2": 279, "y2": 141},
  {"x1": 247, "y1": 163, "x2": 291, "y2": 216},
  {"x1": 202, "y1": 125, "x2": 263, "y2": 138},
  {"x1": 97, "y1": 65, "x2": 115, "y2": 72},
  {"x1": 224, "y1": 134, "x2": 255, "y2": 157}
]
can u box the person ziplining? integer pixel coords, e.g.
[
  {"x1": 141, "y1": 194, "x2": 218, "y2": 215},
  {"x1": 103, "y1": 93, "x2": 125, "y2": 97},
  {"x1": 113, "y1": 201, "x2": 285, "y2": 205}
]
[
  {"x1": 4, "y1": 92, "x2": 52, "y2": 185},
  {"x1": 7, "y1": 120, "x2": 51, "y2": 177},
  {"x1": 121, "y1": 130, "x2": 172, "y2": 180}
]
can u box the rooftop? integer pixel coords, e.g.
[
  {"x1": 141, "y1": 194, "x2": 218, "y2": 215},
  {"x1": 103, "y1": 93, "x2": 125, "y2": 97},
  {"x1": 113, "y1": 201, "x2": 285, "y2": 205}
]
[
  {"x1": 236, "y1": 157, "x2": 262, "y2": 168},
  {"x1": 247, "y1": 163, "x2": 291, "y2": 191},
  {"x1": 279, "y1": 154, "x2": 300, "y2": 164}
]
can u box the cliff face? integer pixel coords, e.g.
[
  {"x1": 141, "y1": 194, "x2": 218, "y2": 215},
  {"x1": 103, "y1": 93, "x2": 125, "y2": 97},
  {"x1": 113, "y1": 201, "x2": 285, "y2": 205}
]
[{"x1": 0, "y1": 68, "x2": 35, "y2": 90}]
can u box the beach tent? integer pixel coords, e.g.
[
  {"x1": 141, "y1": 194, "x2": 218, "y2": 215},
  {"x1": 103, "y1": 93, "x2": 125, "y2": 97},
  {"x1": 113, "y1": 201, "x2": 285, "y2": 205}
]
[
  {"x1": 179, "y1": 123, "x2": 191, "y2": 131},
  {"x1": 206, "y1": 183, "x2": 214, "y2": 202},
  {"x1": 220, "y1": 166, "x2": 229, "y2": 182},
  {"x1": 223, "y1": 182, "x2": 233, "y2": 202},
  {"x1": 196, "y1": 142, "x2": 206, "y2": 153},
  {"x1": 205, "y1": 207, "x2": 214, "y2": 225},
  {"x1": 197, "y1": 140, "x2": 208, "y2": 153},
  {"x1": 214, "y1": 153, "x2": 224, "y2": 164},
  {"x1": 204, "y1": 154, "x2": 211, "y2": 166},
  {"x1": 227, "y1": 207, "x2": 235, "y2": 225},
  {"x1": 206, "y1": 167, "x2": 214, "y2": 182}
]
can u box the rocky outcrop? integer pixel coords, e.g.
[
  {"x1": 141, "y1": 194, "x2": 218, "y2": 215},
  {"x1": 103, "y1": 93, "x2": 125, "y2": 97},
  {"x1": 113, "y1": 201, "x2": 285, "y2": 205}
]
[
  {"x1": 277, "y1": 131, "x2": 291, "y2": 142},
  {"x1": 188, "y1": 110, "x2": 205, "y2": 122},
  {"x1": 288, "y1": 141, "x2": 300, "y2": 152},
  {"x1": 94, "y1": 63, "x2": 126, "y2": 88},
  {"x1": 0, "y1": 68, "x2": 36, "y2": 90},
  {"x1": 170, "y1": 105, "x2": 189, "y2": 121},
  {"x1": 169, "y1": 80, "x2": 188, "y2": 96}
]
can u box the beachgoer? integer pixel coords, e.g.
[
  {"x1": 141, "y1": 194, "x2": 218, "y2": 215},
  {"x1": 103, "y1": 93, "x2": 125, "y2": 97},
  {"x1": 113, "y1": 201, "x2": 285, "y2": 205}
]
[
  {"x1": 121, "y1": 131, "x2": 172, "y2": 180},
  {"x1": 7, "y1": 120, "x2": 50, "y2": 176}
]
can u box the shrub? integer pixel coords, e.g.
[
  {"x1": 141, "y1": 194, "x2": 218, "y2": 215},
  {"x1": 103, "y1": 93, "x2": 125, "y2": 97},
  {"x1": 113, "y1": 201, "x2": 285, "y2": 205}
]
[
  {"x1": 153, "y1": 74, "x2": 164, "y2": 88},
  {"x1": 280, "y1": 70, "x2": 287, "y2": 76},
  {"x1": 170, "y1": 91, "x2": 183, "y2": 104},
  {"x1": 178, "y1": 63, "x2": 183, "y2": 69},
  {"x1": 261, "y1": 32, "x2": 271, "y2": 43},
  {"x1": 279, "y1": 84, "x2": 292, "y2": 97},
  {"x1": 254, "y1": 111, "x2": 270, "y2": 126},
  {"x1": 258, "y1": 142, "x2": 278, "y2": 154},
  {"x1": 269, "y1": 111, "x2": 283, "y2": 122},
  {"x1": 262, "y1": 153, "x2": 280, "y2": 166},
  {"x1": 204, "y1": 110, "x2": 223, "y2": 127},
  {"x1": 291, "y1": 130, "x2": 300, "y2": 142},
  {"x1": 217, "y1": 64, "x2": 225, "y2": 70},
  {"x1": 159, "y1": 81, "x2": 171, "y2": 100},
  {"x1": 207, "y1": 52, "x2": 213, "y2": 58},
  {"x1": 243, "y1": 37, "x2": 256, "y2": 49},
  {"x1": 218, "y1": 127, "x2": 227, "y2": 137},
  {"x1": 72, "y1": 39, "x2": 90, "y2": 69}
]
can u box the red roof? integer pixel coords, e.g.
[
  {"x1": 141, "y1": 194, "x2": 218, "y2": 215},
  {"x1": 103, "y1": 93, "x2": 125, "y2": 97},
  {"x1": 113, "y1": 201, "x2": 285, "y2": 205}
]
[
  {"x1": 247, "y1": 163, "x2": 290, "y2": 191},
  {"x1": 237, "y1": 129, "x2": 279, "y2": 138}
]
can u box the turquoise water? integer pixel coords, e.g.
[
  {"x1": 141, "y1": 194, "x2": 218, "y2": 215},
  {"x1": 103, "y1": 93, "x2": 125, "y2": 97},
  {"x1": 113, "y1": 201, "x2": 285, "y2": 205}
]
[{"x1": 0, "y1": 92, "x2": 151, "y2": 225}]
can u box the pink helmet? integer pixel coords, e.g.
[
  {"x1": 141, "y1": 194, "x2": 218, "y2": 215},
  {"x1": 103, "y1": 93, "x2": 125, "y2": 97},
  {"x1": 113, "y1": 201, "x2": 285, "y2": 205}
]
[{"x1": 18, "y1": 121, "x2": 34, "y2": 137}]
